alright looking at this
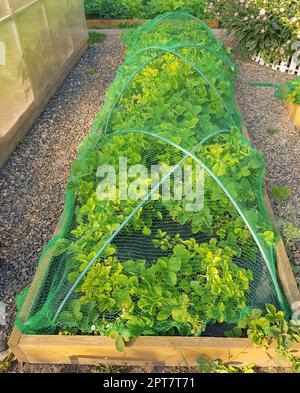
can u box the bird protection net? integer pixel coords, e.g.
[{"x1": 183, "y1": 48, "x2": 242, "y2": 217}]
[{"x1": 16, "y1": 12, "x2": 289, "y2": 338}]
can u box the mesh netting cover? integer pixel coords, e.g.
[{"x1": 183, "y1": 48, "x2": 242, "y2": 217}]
[
  {"x1": 275, "y1": 76, "x2": 300, "y2": 104},
  {"x1": 16, "y1": 12, "x2": 289, "y2": 338}
]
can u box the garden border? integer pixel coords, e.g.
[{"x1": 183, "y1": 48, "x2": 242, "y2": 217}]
[
  {"x1": 8, "y1": 114, "x2": 300, "y2": 368},
  {"x1": 86, "y1": 18, "x2": 219, "y2": 29}
]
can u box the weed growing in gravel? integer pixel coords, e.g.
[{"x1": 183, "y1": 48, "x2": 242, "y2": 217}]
[
  {"x1": 281, "y1": 222, "x2": 300, "y2": 247},
  {"x1": 88, "y1": 32, "x2": 106, "y2": 47},
  {"x1": 91, "y1": 363, "x2": 125, "y2": 373},
  {"x1": 85, "y1": 67, "x2": 97, "y2": 76},
  {"x1": 271, "y1": 186, "x2": 291, "y2": 202},
  {"x1": 19, "y1": 136, "x2": 28, "y2": 144},
  {"x1": 197, "y1": 356, "x2": 256, "y2": 373},
  {"x1": 266, "y1": 127, "x2": 278, "y2": 135}
]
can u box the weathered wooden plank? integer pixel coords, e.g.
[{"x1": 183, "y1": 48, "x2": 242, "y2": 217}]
[{"x1": 86, "y1": 18, "x2": 219, "y2": 29}]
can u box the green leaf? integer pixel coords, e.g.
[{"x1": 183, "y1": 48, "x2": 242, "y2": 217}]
[
  {"x1": 265, "y1": 304, "x2": 276, "y2": 316},
  {"x1": 142, "y1": 226, "x2": 152, "y2": 236},
  {"x1": 68, "y1": 271, "x2": 80, "y2": 284},
  {"x1": 250, "y1": 309, "x2": 262, "y2": 319},
  {"x1": 262, "y1": 231, "x2": 274, "y2": 247},
  {"x1": 127, "y1": 317, "x2": 145, "y2": 336},
  {"x1": 167, "y1": 256, "x2": 181, "y2": 272},
  {"x1": 213, "y1": 162, "x2": 227, "y2": 177},
  {"x1": 167, "y1": 271, "x2": 177, "y2": 286},
  {"x1": 179, "y1": 280, "x2": 190, "y2": 292},
  {"x1": 177, "y1": 323, "x2": 191, "y2": 336},
  {"x1": 173, "y1": 244, "x2": 190, "y2": 263},
  {"x1": 115, "y1": 336, "x2": 125, "y2": 352},
  {"x1": 157, "y1": 309, "x2": 171, "y2": 321}
]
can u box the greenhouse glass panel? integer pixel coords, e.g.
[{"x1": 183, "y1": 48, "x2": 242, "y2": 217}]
[
  {"x1": 9, "y1": 0, "x2": 35, "y2": 11},
  {"x1": 0, "y1": 18, "x2": 34, "y2": 138},
  {"x1": 0, "y1": 0, "x2": 87, "y2": 167},
  {"x1": 66, "y1": 0, "x2": 87, "y2": 49},
  {"x1": 44, "y1": 0, "x2": 74, "y2": 67},
  {"x1": 14, "y1": 1, "x2": 55, "y2": 96}
]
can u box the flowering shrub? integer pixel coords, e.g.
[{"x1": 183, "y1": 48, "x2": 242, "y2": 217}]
[{"x1": 207, "y1": 0, "x2": 300, "y2": 64}]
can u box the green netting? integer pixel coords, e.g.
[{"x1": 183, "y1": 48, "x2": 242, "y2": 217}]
[
  {"x1": 16, "y1": 13, "x2": 289, "y2": 338},
  {"x1": 275, "y1": 77, "x2": 300, "y2": 105}
]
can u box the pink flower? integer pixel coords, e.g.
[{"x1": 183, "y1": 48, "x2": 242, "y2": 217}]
[
  {"x1": 297, "y1": 33, "x2": 300, "y2": 40},
  {"x1": 260, "y1": 28, "x2": 265, "y2": 34},
  {"x1": 234, "y1": 12, "x2": 239, "y2": 16},
  {"x1": 263, "y1": 16, "x2": 267, "y2": 21},
  {"x1": 259, "y1": 9, "x2": 266, "y2": 17},
  {"x1": 244, "y1": 16, "x2": 249, "y2": 21}
]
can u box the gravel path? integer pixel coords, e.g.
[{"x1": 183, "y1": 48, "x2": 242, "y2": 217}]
[
  {"x1": 235, "y1": 59, "x2": 300, "y2": 283},
  {"x1": 0, "y1": 31, "x2": 299, "y2": 373},
  {"x1": 0, "y1": 31, "x2": 124, "y2": 371}
]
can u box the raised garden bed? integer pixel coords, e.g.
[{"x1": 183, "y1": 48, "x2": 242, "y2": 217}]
[{"x1": 9, "y1": 13, "x2": 300, "y2": 368}]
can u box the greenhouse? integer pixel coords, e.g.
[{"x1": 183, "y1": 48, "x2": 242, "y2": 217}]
[{"x1": 1, "y1": 2, "x2": 300, "y2": 375}]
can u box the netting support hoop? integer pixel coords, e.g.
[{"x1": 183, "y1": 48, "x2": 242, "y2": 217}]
[
  {"x1": 53, "y1": 128, "x2": 234, "y2": 322},
  {"x1": 132, "y1": 11, "x2": 220, "y2": 47},
  {"x1": 104, "y1": 47, "x2": 236, "y2": 134}
]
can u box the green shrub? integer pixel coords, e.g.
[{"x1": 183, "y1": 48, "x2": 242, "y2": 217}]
[
  {"x1": 271, "y1": 186, "x2": 291, "y2": 203},
  {"x1": 88, "y1": 32, "x2": 106, "y2": 46},
  {"x1": 143, "y1": 0, "x2": 210, "y2": 19}
]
